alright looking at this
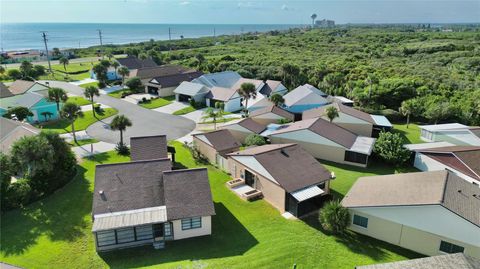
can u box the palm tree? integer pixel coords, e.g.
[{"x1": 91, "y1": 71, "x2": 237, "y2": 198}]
[
  {"x1": 48, "y1": 87, "x2": 68, "y2": 113},
  {"x1": 61, "y1": 102, "x2": 83, "y2": 143},
  {"x1": 311, "y1": 14, "x2": 317, "y2": 27},
  {"x1": 319, "y1": 200, "x2": 350, "y2": 234},
  {"x1": 40, "y1": 111, "x2": 53, "y2": 122},
  {"x1": 112, "y1": 61, "x2": 120, "y2": 79},
  {"x1": 84, "y1": 86, "x2": 100, "y2": 117},
  {"x1": 270, "y1": 93, "x2": 285, "y2": 107},
  {"x1": 326, "y1": 106, "x2": 339, "y2": 122},
  {"x1": 400, "y1": 99, "x2": 417, "y2": 128},
  {"x1": 110, "y1": 115, "x2": 132, "y2": 146},
  {"x1": 118, "y1": 66, "x2": 130, "y2": 85},
  {"x1": 19, "y1": 61, "x2": 33, "y2": 78},
  {"x1": 59, "y1": 57, "x2": 69, "y2": 71},
  {"x1": 202, "y1": 102, "x2": 224, "y2": 130},
  {"x1": 106, "y1": 52, "x2": 114, "y2": 60},
  {"x1": 365, "y1": 74, "x2": 378, "y2": 100},
  {"x1": 238, "y1": 82, "x2": 257, "y2": 117}
]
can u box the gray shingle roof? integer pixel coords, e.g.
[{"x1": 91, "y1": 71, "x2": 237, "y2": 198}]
[
  {"x1": 149, "y1": 70, "x2": 203, "y2": 88},
  {"x1": 8, "y1": 80, "x2": 36, "y2": 95},
  {"x1": 237, "y1": 118, "x2": 267, "y2": 134},
  {"x1": 130, "y1": 135, "x2": 168, "y2": 161},
  {"x1": 174, "y1": 81, "x2": 209, "y2": 96},
  {"x1": 0, "y1": 82, "x2": 14, "y2": 98},
  {"x1": 249, "y1": 104, "x2": 295, "y2": 121},
  {"x1": 303, "y1": 102, "x2": 375, "y2": 124},
  {"x1": 356, "y1": 253, "x2": 480, "y2": 269},
  {"x1": 164, "y1": 168, "x2": 216, "y2": 220},
  {"x1": 193, "y1": 129, "x2": 241, "y2": 152},
  {"x1": 117, "y1": 56, "x2": 158, "y2": 70}
]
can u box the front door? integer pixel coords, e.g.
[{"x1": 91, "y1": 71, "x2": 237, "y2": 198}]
[
  {"x1": 244, "y1": 170, "x2": 255, "y2": 187},
  {"x1": 153, "y1": 223, "x2": 164, "y2": 241}
]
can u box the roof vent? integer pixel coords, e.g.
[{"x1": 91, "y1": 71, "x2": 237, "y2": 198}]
[
  {"x1": 99, "y1": 190, "x2": 104, "y2": 195},
  {"x1": 330, "y1": 172, "x2": 336, "y2": 180},
  {"x1": 280, "y1": 149, "x2": 289, "y2": 157},
  {"x1": 458, "y1": 190, "x2": 462, "y2": 193}
]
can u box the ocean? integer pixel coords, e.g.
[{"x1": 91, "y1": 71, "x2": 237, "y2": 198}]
[{"x1": 0, "y1": 23, "x2": 300, "y2": 51}]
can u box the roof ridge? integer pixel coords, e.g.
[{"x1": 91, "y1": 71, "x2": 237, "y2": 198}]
[
  {"x1": 439, "y1": 170, "x2": 450, "y2": 204},
  {"x1": 95, "y1": 158, "x2": 171, "y2": 168},
  {"x1": 229, "y1": 143, "x2": 296, "y2": 156},
  {"x1": 163, "y1": 167, "x2": 207, "y2": 174},
  {"x1": 131, "y1": 134, "x2": 167, "y2": 139},
  {"x1": 452, "y1": 152, "x2": 480, "y2": 179}
]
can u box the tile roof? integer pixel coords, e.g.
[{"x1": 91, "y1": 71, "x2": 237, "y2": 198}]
[
  {"x1": 116, "y1": 56, "x2": 158, "y2": 70},
  {"x1": 356, "y1": 253, "x2": 480, "y2": 269},
  {"x1": 237, "y1": 118, "x2": 267, "y2": 134},
  {"x1": 8, "y1": 80, "x2": 36, "y2": 95},
  {"x1": 193, "y1": 129, "x2": 241, "y2": 152},
  {"x1": 130, "y1": 135, "x2": 168, "y2": 161},
  {"x1": 228, "y1": 144, "x2": 332, "y2": 192},
  {"x1": 163, "y1": 168, "x2": 215, "y2": 220},
  {"x1": 249, "y1": 104, "x2": 295, "y2": 121},
  {"x1": 148, "y1": 70, "x2": 203, "y2": 88},
  {"x1": 303, "y1": 103, "x2": 375, "y2": 124},
  {"x1": 342, "y1": 170, "x2": 480, "y2": 227},
  {"x1": 0, "y1": 82, "x2": 14, "y2": 98}
]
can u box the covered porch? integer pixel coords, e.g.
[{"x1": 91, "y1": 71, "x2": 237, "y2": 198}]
[{"x1": 285, "y1": 183, "x2": 329, "y2": 217}]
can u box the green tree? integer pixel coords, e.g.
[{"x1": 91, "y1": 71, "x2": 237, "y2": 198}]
[
  {"x1": 84, "y1": 86, "x2": 100, "y2": 117},
  {"x1": 0, "y1": 66, "x2": 5, "y2": 75},
  {"x1": 110, "y1": 115, "x2": 132, "y2": 149},
  {"x1": 7, "y1": 69, "x2": 22, "y2": 80},
  {"x1": 48, "y1": 87, "x2": 68, "y2": 113},
  {"x1": 374, "y1": 131, "x2": 411, "y2": 166},
  {"x1": 399, "y1": 99, "x2": 420, "y2": 128},
  {"x1": 281, "y1": 63, "x2": 300, "y2": 88},
  {"x1": 425, "y1": 101, "x2": 451, "y2": 124},
  {"x1": 10, "y1": 135, "x2": 54, "y2": 179},
  {"x1": 202, "y1": 102, "x2": 224, "y2": 130},
  {"x1": 311, "y1": 13, "x2": 317, "y2": 27},
  {"x1": 112, "y1": 61, "x2": 120, "y2": 79},
  {"x1": 93, "y1": 63, "x2": 108, "y2": 86},
  {"x1": 125, "y1": 77, "x2": 143, "y2": 93},
  {"x1": 138, "y1": 53, "x2": 148, "y2": 60},
  {"x1": 40, "y1": 111, "x2": 53, "y2": 122},
  {"x1": 61, "y1": 102, "x2": 84, "y2": 143},
  {"x1": 244, "y1": 134, "x2": 266, "y2": 146},
  {"x1": 0, "y1": 153, "x2": 12, "y2": 202},
  {"x1": 326, "y1": 106, "x2": 339, "y2": 122},
  {"x1": 270, "y1": 93, "x2": 285, "y2": 106},
  {"x1": 238, "y1": 82, "x2": 257, "y2": 117},
  {"x1": 118, "y1": 66, "x2": 130, "y2": 85},
  {"x1": 52, "y1": 47, "x2": 61, "y2": 57},
  {"x1": 319, "y1": 200, "x2": 350, "y2": 234},
  {"x1": 59, "y1": 56, "x2": 69, "y2": 71},
  {"x1": 106, "y1": 52, "x2": 114, "y2": 60},
  {"x1": 2, "y1": 106, "x2": 33, "y2": 121},
  {"x1": 19, "y1": 61, "x2": 33, "y2": 78}
]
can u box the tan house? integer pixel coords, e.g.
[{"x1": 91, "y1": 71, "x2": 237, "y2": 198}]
[
  {"x1": 249, "y1": 104, "x2": 295, "y2": 125},
  {"x1": 192, "y1": 129, "x2": 241, "y2": 171},
  {"x1": 263, "y1": 117, "x2": 375, "y2": 167},
  {"x1": 0, "y1": 117, "x2": 39, "y2": 153},
  {"x1": 227, "y1": 144, "x2": 332, "y2": 217},
  {"x1": 342, "y1": 170, "x2": 480, "y2": 259},
  {"x1": 220, "y1": 118, "x2": 266, "y2": 143},
  {"x1": 302, "y1": 103, "x2": 392, "y2": 137}
]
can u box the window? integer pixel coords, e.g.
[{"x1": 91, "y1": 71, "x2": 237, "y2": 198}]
[
  {"x1": 344, "y1": 151, "x2": 368, "y2": 164},
  {"x1": 439, "y1": 240, "x2": 464, "y2": 254},
  {"x1": 96, "y1": 230, "x2": 116, "y2": 247},
  {"x1": 181, "y1": 217, "x2": 202, "y2": 230},
  {"x1": 353, "y1": 214, "x2": 368, "y2": 228},
  {"x1": 116, "y1": 227, "x2": 135, "y2": 244},
  {"x1": 135, "y1": 225, "x2": 153, "y2": 241}
]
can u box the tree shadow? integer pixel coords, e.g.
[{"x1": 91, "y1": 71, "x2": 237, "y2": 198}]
[
  {"x1": 0, "y1": 165, "x2": 91, "y2": 256},
  {"x1": 99, "y1": 202, "x2": 259, "y2": 268},
  {"x1": 85, "y1": 152, "x2": 112, "y2": 164}
]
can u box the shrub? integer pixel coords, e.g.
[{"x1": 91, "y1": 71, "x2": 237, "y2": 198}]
[
  {"x1": 185, "y1": 142, "x2": 209, "y2": 164},
  {"x1": 277, "y1": 118, "x2": 292, "y2": 124},
  {"x1": 125, "y1": 77, "x2": 143, "y2": 93},
  {"x1": 319, "y1": 200, "x2": 350, "y2": 234},
  {"x1": 374, "y1": 131, "x2": 411, "y2": 166},
  {"x1": 244, "y1": 134, "x2": 266, "y2": 146},
  {"x1": 4, "y1": 180, "x2": 33, "y2": 210},
  {"x1": 115, "y1": 142, "x2": 130, "y2": 155},
  {"x1": 98, "y1": 81, "x2": 107, "y2": 89},
  {"x1": 189, "y1": 98, "x2": 196, "y2": 108}
]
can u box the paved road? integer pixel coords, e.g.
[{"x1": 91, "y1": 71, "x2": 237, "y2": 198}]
[
  {"x1": 4, "y1": 55, "x2": 127, "y2": 69},
  {"x1": 40, "y1": 81, "x2": 195, "y2": 144}
]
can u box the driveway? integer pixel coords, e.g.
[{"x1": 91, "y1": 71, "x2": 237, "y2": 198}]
[
  {"x1": 153, "y1": 101, "x2": 189, "y2": 114},
  {"x1": 40, "y1": 81, "x2": 195, "y2": 144}
]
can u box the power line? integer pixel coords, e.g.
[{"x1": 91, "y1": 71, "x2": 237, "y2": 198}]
[{"x1": 41, "y1": 31, "x2": 52, "y2": 74}]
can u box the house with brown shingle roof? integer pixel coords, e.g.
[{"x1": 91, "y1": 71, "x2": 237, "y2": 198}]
[
  {"x1": 302, "y1": 103, "x2": 392, "y2": 137},
  {"x1": 0, "y1": 82, "x2": 14, "y2": 98},
  {"x1": 263, "y1": 117, "x2": 375, "y2": 167},
  {"x1": 342, "y1": 170, "x2": 480, "y2": 259},
  {"x1": 220, "y1": 118, "x2": 266, "y2": 143},
  {"x1": 356, "y1": 253, "x2": 480, "y2": 269},
  {"x1": 412, "y1": 146, "x2": 480, "y2": 186},
  {"x1": 227, "y1": 144, "x2": 332, "y2": 217},
  {"x1": 192, "y1": 129, "x2": 241, "y2": 171},
  {"x1": 249, "y1": 103, "x2": 295, "y2": 125}
]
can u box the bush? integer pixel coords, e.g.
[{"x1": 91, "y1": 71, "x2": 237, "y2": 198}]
[
  {"x1": 319, "y1": 200, "x2": 350, "y2": 234},
  {"x1": 98, "y1": 81, "x2": 107, "y2": 89},
  {"x1": 185, "y1": 142, "x2": 209, "y2": 164},
  {"x1": 125, "y1": 77, "x2": 143, "y2": 93},
  {"x1": 115, "y1": 142, "x2": 130, "y2": 155},
  {"x1": 244, "y1": 134, "x2": 266, "y2": 147},
  {"x1": 374, "y1": 131, "x2": 411, "y2": 166},
  {"x1": 4, "y1": 180, "x2": 33, "y2": 210},
  {"x1": 277, "y1": 118, "x2": 292, "y2": 124}
]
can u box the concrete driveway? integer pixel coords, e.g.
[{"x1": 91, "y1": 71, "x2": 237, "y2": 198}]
[
  {"x1": 40, "y1": 81, "x2": 195, "y2": 144},
  {"x1": 153, "y1": 101, "x2": 189, "y2": 114}
]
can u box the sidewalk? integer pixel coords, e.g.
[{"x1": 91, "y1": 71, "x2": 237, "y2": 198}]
[
  {"x1": 71, "y1": 141, "x2": 116, "y2": 158},
  {"x1": 60, "y1": 130, "x2": 91, "y2": 142}
]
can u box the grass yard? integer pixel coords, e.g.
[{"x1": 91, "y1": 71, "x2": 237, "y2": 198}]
[
  {"x1": 107, "y1": 89, "x2": 130, "y2": 99},
  {"x1": 139, "y1": 96, "x2": 175, "y2": 109},
  {"x1": 79, "y1": 82, "x2": 99, "y2": 89},
  {"x1": 173, "y1": 106, "x2": 196, "y2": 115},
  {"x1": 38, "y1": 108, "x2": 117, "y2": 134},
  {"x1": 67, "y1": 138, "x2": 99, "y2": 147},
  {"x1": 66, "y1": 96, "x2": 92, "y2": 106},
  {"x1": 0, "y1": 142, "x2": 421, "y2": 269},
  {"x1": 392, "y1": 123, "x2": 423, "y2": 144}
]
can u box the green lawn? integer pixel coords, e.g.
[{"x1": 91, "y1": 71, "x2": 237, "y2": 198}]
[
  {"x1": 139, "y1": 96, "x2": 175, "y2": 109},
  {"x1": 38, "y1": 70, "x2": 91, "y2": 82},
  {"x1": 79, "y1": 82, "x2": 99, "y2": 89},
  {"x1": 392, "y1": 123, "x2": 423, "y2": 144},
  {"x1": 66, "y1": 96, "x2": 91, "y2": 106},
  {"x1": 38, "y1": 108, "x2": 117, "y2": 134},
  {"x1": 0, "y1": 142, "x2": 421, "y2": 269},
  {"x1": 199, "y1": 117, "x2": 240, "y2": 124},
  {"x1": 67, "y1": 138, "x2": 100, "y2": 147},
  {"x1": 173, "y1": 106, "x2": 196, "y2": 115},
  {"x1": 108, "y1": 89, "x2": 130, "y2": 99}
]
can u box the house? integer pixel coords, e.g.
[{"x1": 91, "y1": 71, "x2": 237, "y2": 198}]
[
  {"x1": 145, "y1": 70, "x2": 203, "y2": 97},
  {"x1": 174, "y1": 81, "x2": 210, "y2": 103},
  {"x1": 330, "y1": 96, "x2": 354, "y2": 107},
  {"x1": 127, "y1": 65, "x2": 200, "y2": 87},
  {"x1": 249, "y1": 104, "x2": 295, "y2": 125},
  {"x1": 116, "y1": 56, "x2": 158, "y2": 70},
  {"x1": 0, "y1": 117, "x2": 39, "y2": 153},
  {"x1": 259, "y1": 80, "x2": 288, "y2": 97},
  {"x1": 0, "y1": 82, "x2": 14, "y2": 98},
  {"x1": 130, "y1": 135, "x2": 176, "y2": 163},
  {"x1": 192, "y1": 129, "x2": 241, "y2": 171},
  {"x1": 281, "y1": 84, "x2": 329, "y2": 118},
  {"x1": 220, "y1": 118, "x2": 266, "y2": 143},
  {"x1": 92, "y1": 137, "x2": 215, "y2": 252},
  {"x1": 245, "y1": 93, "x2": 272, "y2": 113},
  {"x1": 0, "y1": 80, "x2": 59, "y2": 123},
  {"x1": 302, "y1": 103, "x2": 392, "y2": 137},
  {"x1": 315, "y1": 19, "x2": 335, "y2": 27},
  {"x1": 355, "y1": 253, "x2": 480, "y2": 269},
  {"x1": 263, "y1": 117, "x2": 375, "y2": 167},
  {"x1": 419, "y1": 123, "x2": 480, "y2": 146},
  {"x1": 410, "y1": 146, "x2": 480, "y2": 186},
  {"x1": 342, "y1": 170, "x2": 480, "y2": 259},
  {"x1": 227, "y1": 144, "x2": 333, "y2": 217}
]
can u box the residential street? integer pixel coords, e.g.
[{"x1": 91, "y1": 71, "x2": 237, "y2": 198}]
[{"x1": 39, "y1": 81, "x2": 196, "y2": 144}]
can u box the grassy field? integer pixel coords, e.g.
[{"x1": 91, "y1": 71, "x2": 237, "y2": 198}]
[
  {"x1": 38, "y1": 108, "x2": 117, "y2": 134},
  {"x1": 66, "y1": 96, "x2": 91, "y2": 106},
  {"x1": 173, "y1": 106, "x2": 196, "y2": 115},
  {"x1": 0, "y1": 142, "x2": 421, "y2": 269},
  {"x1": 139, "y1": 96, "x2": 175, "y2": 109},
  {"x1": 67, "y1": 138, "x2": 100, "y2": 147},
  {"x1": 108, "y1": 89, "x2": 130, "y2": 99},
  {"x1": 392, "y1": 123, "x2": 423, "y2": 144}
]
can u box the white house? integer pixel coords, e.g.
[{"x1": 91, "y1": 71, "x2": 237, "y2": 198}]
[
  {"x1": 342, "y1": 170, "x2": 480, "y2": 259},
  {"x1": 419, "y1": 123, "x2": 480, "y2": 146}
]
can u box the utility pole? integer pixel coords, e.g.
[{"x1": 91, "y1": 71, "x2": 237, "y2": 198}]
[
  {"x1": 168, "y1": 27, "x2": 172, "y2": 41},
  {"x1": 97, "y1": 29, "x2": 103, "y2": 58},
  {"x1": 213, "y1": 27, "x2": 216, "y2": 38},
  {"x1": 41, "y1": 31, "x2": 52, "y2": 74}
]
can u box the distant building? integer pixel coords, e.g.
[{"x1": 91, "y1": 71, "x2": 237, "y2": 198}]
[{"x1": 315, "y1": 19, "x2": 335, "y2": 28}]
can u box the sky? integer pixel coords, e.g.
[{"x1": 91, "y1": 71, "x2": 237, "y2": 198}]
[{"x1": 0, "y1": 0, "x2": 479, "y2": 24}]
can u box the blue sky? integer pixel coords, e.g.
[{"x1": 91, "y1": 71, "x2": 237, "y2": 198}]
[{"x1": 1, "y1": 0, "x2": 478, "y2": 24}]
